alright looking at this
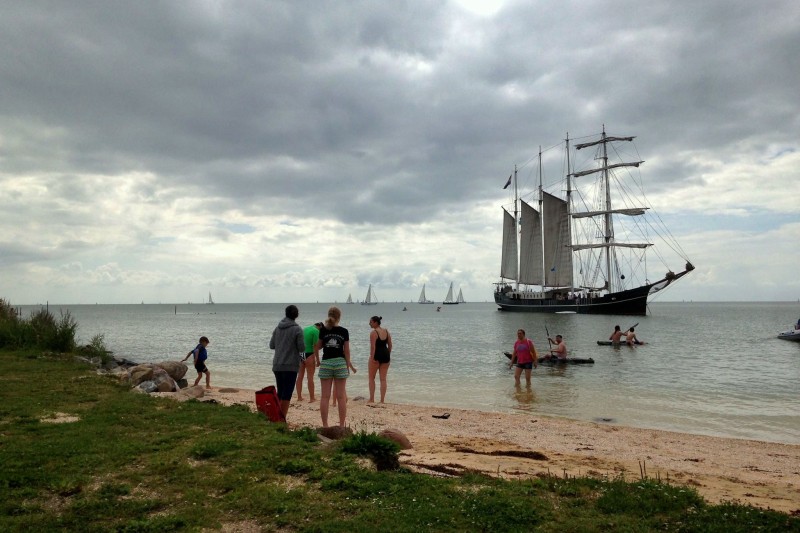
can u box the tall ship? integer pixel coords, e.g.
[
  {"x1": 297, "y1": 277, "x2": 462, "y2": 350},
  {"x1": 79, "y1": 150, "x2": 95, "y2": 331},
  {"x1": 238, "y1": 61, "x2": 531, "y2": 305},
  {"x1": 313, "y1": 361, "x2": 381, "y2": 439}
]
[{"x1": 494, "y1": 127, "x2": 694, "y2": 315}]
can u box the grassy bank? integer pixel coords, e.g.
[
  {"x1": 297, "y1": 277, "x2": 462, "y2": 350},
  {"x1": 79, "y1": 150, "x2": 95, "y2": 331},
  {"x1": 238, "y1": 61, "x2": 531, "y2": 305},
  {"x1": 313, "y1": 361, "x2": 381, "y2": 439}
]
[{"x1": 0, "y1": 350, "x2": 797, "y2": 532}]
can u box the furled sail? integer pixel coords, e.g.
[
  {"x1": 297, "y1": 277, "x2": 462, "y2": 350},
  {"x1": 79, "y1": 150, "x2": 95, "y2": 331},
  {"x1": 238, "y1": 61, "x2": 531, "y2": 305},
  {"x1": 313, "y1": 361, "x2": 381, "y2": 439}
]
[
  {"x1": 519, "y1": 200, "x2": 543, "y2": 285},
  {"x1": 500, "y1": 208, "x2": 518, "y2": 280},
  {"x1": 572, "y1": 208, "x2": 648, "y2": 218},
  {"x1": 572, "y1": 243, "x2": 651, "y2": 251},
  {"x1": 542, "y1": 192, "x2": 573, "y2": 287}
]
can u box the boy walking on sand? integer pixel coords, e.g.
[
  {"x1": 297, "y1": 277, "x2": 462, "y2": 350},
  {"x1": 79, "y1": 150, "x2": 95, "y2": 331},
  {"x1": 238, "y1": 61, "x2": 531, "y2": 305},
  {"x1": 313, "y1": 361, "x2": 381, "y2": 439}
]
[{"x1": 182, "y1": 336, "x2": 211, "y2": 388}]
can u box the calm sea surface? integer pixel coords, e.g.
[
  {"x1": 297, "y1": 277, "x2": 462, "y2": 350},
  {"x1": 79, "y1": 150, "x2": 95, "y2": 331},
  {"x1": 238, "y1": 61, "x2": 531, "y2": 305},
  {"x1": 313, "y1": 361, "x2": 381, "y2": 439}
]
[{"x1": 21, "y1": 301, "x2": 800, "y2": 444}]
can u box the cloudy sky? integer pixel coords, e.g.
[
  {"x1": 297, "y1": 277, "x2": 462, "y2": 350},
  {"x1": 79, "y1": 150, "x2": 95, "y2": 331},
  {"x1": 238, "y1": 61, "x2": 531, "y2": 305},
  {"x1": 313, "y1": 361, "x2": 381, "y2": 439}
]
[{"x1": 1, "y1": 0, "x2": 798, "y2": 305}]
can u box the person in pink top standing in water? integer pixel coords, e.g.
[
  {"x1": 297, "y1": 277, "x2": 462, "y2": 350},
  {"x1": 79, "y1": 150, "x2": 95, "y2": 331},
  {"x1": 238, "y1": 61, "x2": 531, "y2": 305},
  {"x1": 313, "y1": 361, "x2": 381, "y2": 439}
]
[{"x1": 508, "y1": 329, "x2": 538, "y2": 386}]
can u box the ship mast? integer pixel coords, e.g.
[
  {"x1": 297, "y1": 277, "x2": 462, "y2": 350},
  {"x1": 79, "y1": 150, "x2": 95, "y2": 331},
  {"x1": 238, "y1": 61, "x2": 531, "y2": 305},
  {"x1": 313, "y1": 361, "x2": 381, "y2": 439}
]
[
  {"x1": 601, "y1": 127, "x2": 613, "y2": 292},
  {"x1": 513, "y1": 164, "x2": 519, "y2": 291},
  {"x1": 537, "y1": 147, "x2": 544, "y2": 286},
  {"x1": 565, "y1": 133, "x2": 574, "y2": 296}
]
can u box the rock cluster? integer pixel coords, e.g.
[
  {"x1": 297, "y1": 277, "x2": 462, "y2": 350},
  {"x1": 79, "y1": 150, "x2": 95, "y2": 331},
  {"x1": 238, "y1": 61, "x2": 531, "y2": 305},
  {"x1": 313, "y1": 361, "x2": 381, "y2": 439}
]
[{"x1": 78, "y1": 355, "x2": 189, "y2": 393}]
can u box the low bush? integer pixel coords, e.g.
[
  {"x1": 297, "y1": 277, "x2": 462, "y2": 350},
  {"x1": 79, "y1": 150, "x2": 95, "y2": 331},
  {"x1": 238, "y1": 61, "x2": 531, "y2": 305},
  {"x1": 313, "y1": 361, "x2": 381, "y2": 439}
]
[{"x1": 0, "y1": 299, "x2": 78, "y2": 353}]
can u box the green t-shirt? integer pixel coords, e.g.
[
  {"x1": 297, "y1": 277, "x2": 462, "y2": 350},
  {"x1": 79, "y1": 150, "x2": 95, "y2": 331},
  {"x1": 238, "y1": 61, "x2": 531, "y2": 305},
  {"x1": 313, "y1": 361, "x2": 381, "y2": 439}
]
[{"x1": 303, "y1": 325, "x2": 320, "y2": 353}]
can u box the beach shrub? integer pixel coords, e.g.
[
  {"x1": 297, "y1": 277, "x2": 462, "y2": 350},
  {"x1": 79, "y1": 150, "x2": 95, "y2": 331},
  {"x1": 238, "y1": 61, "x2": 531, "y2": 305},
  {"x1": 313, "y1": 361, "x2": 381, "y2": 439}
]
[
  {"x1": 0, "y1": 301, "x2": 78, "y2": 352},
  {"x1": 76, "y1": 333, "x2": 113, "y2": 364},
  {"x1": 339, "y1": 430, "x2": 401, "y2": 471}
]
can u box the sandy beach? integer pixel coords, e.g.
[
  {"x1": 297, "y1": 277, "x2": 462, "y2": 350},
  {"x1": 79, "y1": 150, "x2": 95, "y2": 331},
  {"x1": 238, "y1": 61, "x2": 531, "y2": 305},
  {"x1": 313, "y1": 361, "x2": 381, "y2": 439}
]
[{"x1": 176, "y1": 386, "x2": 800, "y2": 515}]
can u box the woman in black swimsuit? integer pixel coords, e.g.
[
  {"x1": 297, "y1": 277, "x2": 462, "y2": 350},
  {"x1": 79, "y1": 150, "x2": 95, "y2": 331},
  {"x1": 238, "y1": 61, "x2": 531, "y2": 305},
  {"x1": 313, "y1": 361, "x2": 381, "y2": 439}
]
[{"x1": 368, "y1": 315, "x2": 393, "y2": 403}]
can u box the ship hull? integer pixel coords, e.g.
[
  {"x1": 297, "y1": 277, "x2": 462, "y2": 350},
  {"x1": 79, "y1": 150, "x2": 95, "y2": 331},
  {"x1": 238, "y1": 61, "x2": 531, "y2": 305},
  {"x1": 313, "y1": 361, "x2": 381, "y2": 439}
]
[
  {"x1": 494, "y1": 268, "x2": 692, "y2": 316},
  {"x1": 494, "y1": 286, "x2": 649, "y2": 315}
]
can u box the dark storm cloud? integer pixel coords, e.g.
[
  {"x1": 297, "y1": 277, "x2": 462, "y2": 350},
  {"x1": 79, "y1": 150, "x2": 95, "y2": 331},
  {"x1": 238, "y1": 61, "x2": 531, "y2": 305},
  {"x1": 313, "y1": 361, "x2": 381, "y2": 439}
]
[{"x1": 1, "y1": 0, "x2": 798, "y2": 225}]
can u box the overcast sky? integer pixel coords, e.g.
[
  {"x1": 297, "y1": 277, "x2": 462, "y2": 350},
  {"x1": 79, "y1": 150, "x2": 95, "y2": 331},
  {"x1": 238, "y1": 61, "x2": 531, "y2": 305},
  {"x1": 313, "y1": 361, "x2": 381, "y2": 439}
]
[{"x1": 1, "y1": 0, "x2": 798, "y2": 305}]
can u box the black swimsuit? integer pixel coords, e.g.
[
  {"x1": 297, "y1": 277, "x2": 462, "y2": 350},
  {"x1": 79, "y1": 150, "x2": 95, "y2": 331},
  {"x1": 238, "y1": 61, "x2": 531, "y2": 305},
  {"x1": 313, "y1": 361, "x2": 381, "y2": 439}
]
[{"x1": 373, "y1": 331, "x2": 390, "y2": 364}]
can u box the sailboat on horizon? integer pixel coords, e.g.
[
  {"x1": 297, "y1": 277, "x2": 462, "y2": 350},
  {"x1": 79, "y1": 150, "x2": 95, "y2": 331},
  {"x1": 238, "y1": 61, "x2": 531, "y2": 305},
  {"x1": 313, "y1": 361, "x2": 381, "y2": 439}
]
[
  {"x1": 443, "y1": 282, "x2": 459, "y2": 305},
  {"x1": 417, "y1": 284, "x2": 434, "y2": 304},
  {"x1": 206, "y1": 292, "x2": 214, "y2": 305},
  {"x1": 361, "y1": 284, "x2": 378, "y2": 305},
  {"x1": 456, "y1": 288, "x2": 466, "y2": 304},
  {"x1": 494, "y1": 126, "x2": 694, "y2": 315},
  {"x1": 345, "y1": 293, "x2": 354, "y2": 304}
]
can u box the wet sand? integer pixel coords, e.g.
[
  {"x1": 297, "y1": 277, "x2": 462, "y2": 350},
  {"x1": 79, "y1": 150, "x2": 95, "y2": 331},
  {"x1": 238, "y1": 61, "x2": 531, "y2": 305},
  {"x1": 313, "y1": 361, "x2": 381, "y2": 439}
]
[{"x1": 165, "y1": 386, "x2": 800, "y2": 514}]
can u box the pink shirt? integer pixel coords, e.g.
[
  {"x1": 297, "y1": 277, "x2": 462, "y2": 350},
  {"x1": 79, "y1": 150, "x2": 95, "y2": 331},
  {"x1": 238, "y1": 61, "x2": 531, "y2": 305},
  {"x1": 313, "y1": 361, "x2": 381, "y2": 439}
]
[{"x1": 513, "y1": 339, "x2": 535, "y2": 364}]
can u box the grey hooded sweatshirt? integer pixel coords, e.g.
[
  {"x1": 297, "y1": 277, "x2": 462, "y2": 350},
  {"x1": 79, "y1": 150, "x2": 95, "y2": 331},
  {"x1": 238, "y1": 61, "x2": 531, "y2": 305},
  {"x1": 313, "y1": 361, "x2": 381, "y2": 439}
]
[{"x1": 269, "y1": 317, "x2": 304, "y2": 372}]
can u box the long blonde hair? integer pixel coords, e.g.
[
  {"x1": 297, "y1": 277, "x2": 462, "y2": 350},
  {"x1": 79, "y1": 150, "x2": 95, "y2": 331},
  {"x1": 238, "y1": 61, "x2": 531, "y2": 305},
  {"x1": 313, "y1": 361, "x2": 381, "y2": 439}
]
[{"x1": 324, "y1": 306, "x2": 341, "y2": 329}]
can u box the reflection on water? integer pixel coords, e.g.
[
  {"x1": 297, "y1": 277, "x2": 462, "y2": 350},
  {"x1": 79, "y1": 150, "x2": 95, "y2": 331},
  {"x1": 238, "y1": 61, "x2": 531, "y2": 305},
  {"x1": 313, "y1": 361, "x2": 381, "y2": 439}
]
[{"x1": 513, "y1": 383, "x2": 536, "y2": 411}]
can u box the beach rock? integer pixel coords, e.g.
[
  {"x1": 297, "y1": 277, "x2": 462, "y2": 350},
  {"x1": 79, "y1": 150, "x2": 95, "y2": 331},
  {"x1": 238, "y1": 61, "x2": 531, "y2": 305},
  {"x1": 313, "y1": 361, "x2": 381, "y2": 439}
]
[
  {"x1": 155, "y1": 361, "x2": 187, "y2": 381},
  {"x1": 151, "y1": 367, "x2": 177, "y2": 392},
  {"x1": 379, "y1": 428, "x2": 412, "y2": 450},
  {"x1": 177, "y1": 385, "x2": 205, "y2": 400},
  {"x1": 138, "y1": 380, "x2": 158, "y2": 393},
  {"x1": 176, "y1": 378, "x2": 188, "y2": 389},
  {"x1": 128, "y1": 365, "x2": 154, "y2": 385},
  {"x1": 317, "y1": 426, "x2": 353, "y2": 440}
]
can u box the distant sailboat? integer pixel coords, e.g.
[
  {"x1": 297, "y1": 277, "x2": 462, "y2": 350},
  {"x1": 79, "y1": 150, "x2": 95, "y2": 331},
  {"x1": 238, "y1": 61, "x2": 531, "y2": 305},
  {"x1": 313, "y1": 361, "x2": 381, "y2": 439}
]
[
  {"x1": 418, "y1": 284, "x2": 434, "y2": 304},
  {"x1": 206, "y1": 292, "x2": 215, "y2": 305},
  {"x1": 346, "y1": 293, "x2": 354, "y2": 304},
  {"x1": 456, "y1": 288, "x2": 466, "y2": 304},
  {"x1": 361, "y1": 284, "x2": 378, "y2": 305},
  {"x1": 443, "y1": 282, "x2": 459, "y2": 305}
]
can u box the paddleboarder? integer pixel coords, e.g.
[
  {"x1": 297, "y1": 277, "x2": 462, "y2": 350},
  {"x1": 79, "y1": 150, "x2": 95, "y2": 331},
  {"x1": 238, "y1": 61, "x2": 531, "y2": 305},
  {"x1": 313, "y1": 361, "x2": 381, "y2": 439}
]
[
  {"x1": 626, "y1": 327, "x2": 644, "y2": 346},
  {"x1": 547, "y1": 334, "x2": 567, "y2": 360}
]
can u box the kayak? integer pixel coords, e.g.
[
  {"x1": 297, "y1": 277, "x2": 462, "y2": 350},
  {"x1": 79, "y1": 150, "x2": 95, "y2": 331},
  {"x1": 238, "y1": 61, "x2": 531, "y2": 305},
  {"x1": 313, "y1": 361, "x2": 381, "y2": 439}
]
[
  {"x1": 597, "y1": 340, "x2": 645, "y2": 346},
  {"x1": 504, "y1": 352, "x2": 594, "y2": 364}
]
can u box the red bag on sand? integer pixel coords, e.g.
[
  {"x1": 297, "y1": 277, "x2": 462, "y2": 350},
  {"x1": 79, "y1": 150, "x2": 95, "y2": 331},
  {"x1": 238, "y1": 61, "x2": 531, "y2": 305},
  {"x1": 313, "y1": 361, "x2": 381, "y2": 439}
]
[{"x1": 255, "y1": 386, "x2": 285, "y2": 423}]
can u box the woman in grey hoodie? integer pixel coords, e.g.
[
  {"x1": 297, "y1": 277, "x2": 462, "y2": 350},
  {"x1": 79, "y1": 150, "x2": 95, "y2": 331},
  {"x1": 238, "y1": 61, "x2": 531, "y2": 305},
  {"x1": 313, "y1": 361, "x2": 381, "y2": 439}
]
[{"x1": 269, "y1": 304, "x2": 305, "y2": 419}]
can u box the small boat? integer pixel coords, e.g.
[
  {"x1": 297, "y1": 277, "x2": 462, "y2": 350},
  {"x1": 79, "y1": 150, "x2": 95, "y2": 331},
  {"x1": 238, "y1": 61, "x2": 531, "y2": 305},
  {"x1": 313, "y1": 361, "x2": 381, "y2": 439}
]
[
  {"x1": 456, "y1": 288, "x2": 466, "y2": 304},
  {"x1": 206, "y1": 292, "x2": 214, "y2": 305},
  {"x1": 443, "y1": 282, "x2": 459, "y2": 305},
  {"x1": 778, "y1": 328, "x2": 800, "y2": 342},
  {"x1": 504, "y1": 352, "x2": 594, "y2": 364},
  {"x1": 596, "y1": 340, "x2": 645, "y2": 346},
  {"x1": 345, "y1": 293, "x2": 354, "y2": 304},
  {"x1": 494, "y1": 127, "x2": 694, "y2": 315},
  {"x1": 418, "y1": 284, "x2": 434, "y2": 304},
  {"x1": 361, "y1": 284, "x2": 378, "y2": 305}
]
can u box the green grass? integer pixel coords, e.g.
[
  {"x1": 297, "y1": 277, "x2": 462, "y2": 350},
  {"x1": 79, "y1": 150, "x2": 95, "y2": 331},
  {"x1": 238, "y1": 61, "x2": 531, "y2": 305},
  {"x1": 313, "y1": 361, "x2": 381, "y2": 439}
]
[{"x1": 0, "y1": 350, "x2": 797, "y2": 532}]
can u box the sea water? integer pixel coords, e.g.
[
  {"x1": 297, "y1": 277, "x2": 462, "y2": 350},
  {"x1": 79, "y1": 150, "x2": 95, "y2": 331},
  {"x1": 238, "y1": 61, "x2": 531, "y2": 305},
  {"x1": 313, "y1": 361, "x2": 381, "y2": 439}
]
[{"x1": 20, "y1": 301, "x2": 800, "y2": 444}]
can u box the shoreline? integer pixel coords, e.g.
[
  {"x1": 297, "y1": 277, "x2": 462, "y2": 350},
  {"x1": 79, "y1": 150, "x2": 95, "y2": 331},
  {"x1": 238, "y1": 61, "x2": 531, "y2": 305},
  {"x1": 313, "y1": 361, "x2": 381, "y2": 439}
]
[{"x1": 163, "y1": 385, "x2": 800, "y2": 514}]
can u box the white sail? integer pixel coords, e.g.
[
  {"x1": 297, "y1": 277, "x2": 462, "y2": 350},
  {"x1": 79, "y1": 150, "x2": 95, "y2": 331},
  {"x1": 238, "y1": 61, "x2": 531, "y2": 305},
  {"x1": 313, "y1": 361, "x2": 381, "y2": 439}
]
[
  {"x1": 207, "y1": 292, "x2": 214, "y2": 304},
  {"x1": 456, "y1": 288, "x2": 466, "y2": 303},
  {"x1": 361, "y1": 284, "x2": 378, "y2": 305},
  {"x1": 418, "y1": 284, "x2": 433, "y2": 304},
  {"x1": 542, "y1": 191, "x2": 573, "y2": 288},
  {"x1": 443, "y1": 282, "x2": 456, "y2": 304},
  {"x1": 500, "y1": 209, "x2": 518, "y2": 280},
  {"x1": 519, "y1": 200, "x2": 543, "y2": 285},
  {"x1": 346, "y1": 293, "x2": 354, "y2": 304}
]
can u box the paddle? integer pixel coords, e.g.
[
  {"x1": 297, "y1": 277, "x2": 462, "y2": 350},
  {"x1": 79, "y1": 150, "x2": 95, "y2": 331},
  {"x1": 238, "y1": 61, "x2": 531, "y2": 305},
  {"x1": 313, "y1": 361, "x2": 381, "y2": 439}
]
[{"x1": 545, "y1": 323, "x2": 553, "y2": 358}]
